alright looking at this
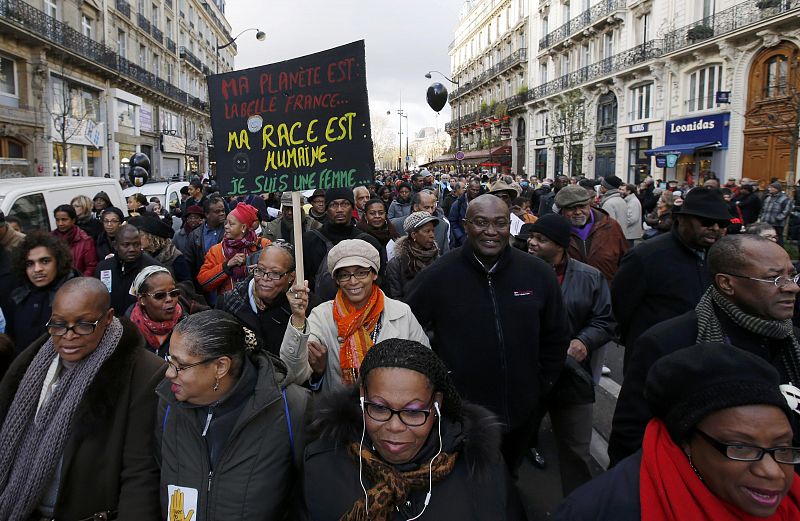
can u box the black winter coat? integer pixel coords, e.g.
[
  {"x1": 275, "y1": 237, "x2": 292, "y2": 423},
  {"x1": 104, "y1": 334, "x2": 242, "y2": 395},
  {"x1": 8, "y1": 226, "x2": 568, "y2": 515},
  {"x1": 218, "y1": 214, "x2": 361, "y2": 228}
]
[
  {"x1": 733, "y1": 191, "x2": 763, "y2": 225},
  {"x1": 555, "y1": 451, "x2": 641, "y2": 520},
  {"x1": 406, "y1": 243, "x2": 570, "y2": 431},
  {"x1": 217, "y1": 277, "x2": 322, "y2": 356},
  {"x1": 608, "y1": 308, "x2": 800, "y2": 466},
  {"x1": 611, "y1": 227, "x2": 712, "y2": 367},
  {"x1": 303, "y1": 389, "x2": 525, "y2": 521},
  {"x1": 95, "y1": 253, "x2": 163, "y2": 317}
]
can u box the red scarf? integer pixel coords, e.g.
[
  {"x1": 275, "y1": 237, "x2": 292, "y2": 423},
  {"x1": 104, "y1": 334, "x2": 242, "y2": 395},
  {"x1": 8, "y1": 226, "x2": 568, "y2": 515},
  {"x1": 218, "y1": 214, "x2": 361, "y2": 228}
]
[
  {"x1": 640, "y1": 419, "x2": 800, "y2": 521},
  {"x1": 52, "y1": 225, "x2": 80, "y2": 245},
  {"x1": 222, "y1": 229, "x2": 258, "y2": 281},
  {"x1": 129, "y1": 302, "x2": 182, "y2": 351},
  {"x1": 333, "y1": 285, "x2": 384, "y2": 386}
]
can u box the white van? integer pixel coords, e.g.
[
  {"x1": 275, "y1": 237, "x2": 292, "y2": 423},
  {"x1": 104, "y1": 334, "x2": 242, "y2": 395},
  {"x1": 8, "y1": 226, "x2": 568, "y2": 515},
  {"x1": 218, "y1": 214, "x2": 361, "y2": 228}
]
[
  {"x1": 123, "y1": 181, "x2": 189, "y2": 213},
  {"x1": 0, "y1": 177, "x2": 128, "y2": 232}
]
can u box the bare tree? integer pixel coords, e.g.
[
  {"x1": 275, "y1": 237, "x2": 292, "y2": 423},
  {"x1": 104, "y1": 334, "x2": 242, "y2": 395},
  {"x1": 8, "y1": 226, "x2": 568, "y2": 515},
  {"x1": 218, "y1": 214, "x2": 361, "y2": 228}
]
[
  {"x1": 45, "y1": 56, "x2": 97, "y2": 176},
  {"x1": 370, "y1": 113, "x2": 396, "y2": 169},
  {"x1": 547, "y1": 90, "x2": 586, "y2": 177}
]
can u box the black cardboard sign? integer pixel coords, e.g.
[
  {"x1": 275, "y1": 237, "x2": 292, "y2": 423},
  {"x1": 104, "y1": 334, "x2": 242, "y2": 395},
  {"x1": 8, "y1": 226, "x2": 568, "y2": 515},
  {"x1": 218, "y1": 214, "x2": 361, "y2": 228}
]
[{"x1": 207, "y1": 40, "x2": 375, "y2": 195}]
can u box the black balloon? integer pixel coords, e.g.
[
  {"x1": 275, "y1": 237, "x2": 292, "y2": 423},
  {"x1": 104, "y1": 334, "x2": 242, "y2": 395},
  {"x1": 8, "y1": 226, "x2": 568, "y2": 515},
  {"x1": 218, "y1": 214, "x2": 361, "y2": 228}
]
[
  {"x1": 130, "y1": 152, "x2": 151, "y2": 172},
  {"x1": 130, "y1": 166, "x2": 149, "y2": 187},
  {"x1": 426, "y1": 83, "x2": 448, "y2": 112}
]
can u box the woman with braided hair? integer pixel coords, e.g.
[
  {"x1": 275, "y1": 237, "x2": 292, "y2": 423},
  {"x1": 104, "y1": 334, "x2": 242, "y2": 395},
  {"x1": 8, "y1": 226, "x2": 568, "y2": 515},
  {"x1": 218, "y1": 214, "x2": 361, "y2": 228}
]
[{"x1": 303, "y1": 338, "x2": 525, "y2": 521}]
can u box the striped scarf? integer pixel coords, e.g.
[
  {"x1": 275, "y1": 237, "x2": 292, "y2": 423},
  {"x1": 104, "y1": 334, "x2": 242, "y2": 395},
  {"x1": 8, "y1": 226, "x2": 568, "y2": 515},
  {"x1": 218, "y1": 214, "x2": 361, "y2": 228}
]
[
  {"x1": 0, "y1": 318, "x2": 123, "y2": 520},
  {"x1": 695, "y1": 286, "x2": 800, "y2": 384}
]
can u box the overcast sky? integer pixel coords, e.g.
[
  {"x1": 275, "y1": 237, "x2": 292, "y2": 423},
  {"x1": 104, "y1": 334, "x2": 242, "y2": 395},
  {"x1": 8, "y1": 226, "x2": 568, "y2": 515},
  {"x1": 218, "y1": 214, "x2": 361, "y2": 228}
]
[{"x1": 225, "y1": 0, "x2": 463, "y2": 137}]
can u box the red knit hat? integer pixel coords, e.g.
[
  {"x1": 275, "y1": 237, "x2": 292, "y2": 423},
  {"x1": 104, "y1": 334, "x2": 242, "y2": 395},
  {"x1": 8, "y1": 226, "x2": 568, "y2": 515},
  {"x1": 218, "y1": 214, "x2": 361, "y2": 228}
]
[{"x1": 229, "y1": 203, "x2": 259, "y2": 227}]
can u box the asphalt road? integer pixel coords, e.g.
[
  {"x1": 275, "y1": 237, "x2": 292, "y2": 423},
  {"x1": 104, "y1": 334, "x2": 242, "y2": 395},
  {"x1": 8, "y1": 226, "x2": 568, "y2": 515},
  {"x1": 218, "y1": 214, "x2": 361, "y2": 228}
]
[{"x1": 516, "y1": 342, "x2": 625, "y2": 520}]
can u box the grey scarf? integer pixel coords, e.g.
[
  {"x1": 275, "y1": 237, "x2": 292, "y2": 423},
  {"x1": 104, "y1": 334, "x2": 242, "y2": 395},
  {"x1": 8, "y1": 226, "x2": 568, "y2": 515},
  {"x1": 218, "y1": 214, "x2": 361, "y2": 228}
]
[
  {"x1": 0, "y1": 318, "x2": 123, "y2": 520},
  {"x1": 696, "y1": 286, "x2": 800, "y2": 384}
]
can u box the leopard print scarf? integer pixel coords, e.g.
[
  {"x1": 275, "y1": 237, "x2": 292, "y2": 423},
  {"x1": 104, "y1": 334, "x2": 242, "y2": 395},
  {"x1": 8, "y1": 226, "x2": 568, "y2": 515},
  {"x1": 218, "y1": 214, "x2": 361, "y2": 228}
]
[{"x1": 339, "y1": 442, "x2": 458, "y2": 521}]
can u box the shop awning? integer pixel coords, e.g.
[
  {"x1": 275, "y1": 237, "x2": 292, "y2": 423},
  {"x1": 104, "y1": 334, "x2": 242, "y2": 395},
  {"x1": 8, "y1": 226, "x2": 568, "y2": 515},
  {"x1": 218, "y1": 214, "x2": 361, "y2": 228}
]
[{"x1": 645, "y1": 141, "x2": 721, "y2": 157}]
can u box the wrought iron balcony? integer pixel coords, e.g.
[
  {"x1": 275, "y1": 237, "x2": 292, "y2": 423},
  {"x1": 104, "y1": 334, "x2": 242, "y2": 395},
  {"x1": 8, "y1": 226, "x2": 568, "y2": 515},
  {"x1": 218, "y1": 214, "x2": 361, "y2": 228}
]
[
  {"x1": 528, "y1": 40, "x2": 663, "y2": 101},
  {"x1": 166, "y1": 37, "x2": 176, "y2": 53},
  {"x1": 137, "y1": 13, "x2": 151, "y2": 32},
  {"x1": 179, "y1": 46, "x2": 202, "y2": 70},
  {"x1": 0, "y1": 0, "x2": 206, "y2": 112},
  {"x1": 538, "y1": 0, "x2": 626, "y2": 51},
  {"x1": 201, "y1": 2, "x2": 234, "y2": 47},
  {"x1": 151, "y1": 26, "x2": 163, "y2": 43},
  {"x1": 115, "y1": 0, "x2": 131, "y2": 17},
  {"x1": 448, "y1": 48, "x2": 528, "y2": 101},
  {"x1": 663, "y1": 0, "x2": 800, "y2": 54}
]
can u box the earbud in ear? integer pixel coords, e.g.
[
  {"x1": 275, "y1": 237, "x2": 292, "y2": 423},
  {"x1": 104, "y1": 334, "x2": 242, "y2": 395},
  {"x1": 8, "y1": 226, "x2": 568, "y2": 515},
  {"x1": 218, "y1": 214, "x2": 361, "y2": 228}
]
[
  {"x1": 359, "y1": 395, "x2": 365, "y2": 410},
  {"x1": 434, "y1": 402, "x2": 441, "y2": 416}
]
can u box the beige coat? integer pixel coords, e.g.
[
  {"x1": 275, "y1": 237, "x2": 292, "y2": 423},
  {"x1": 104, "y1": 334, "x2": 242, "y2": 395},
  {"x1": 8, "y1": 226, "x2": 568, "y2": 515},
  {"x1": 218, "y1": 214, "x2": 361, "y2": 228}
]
[{"x1": 280, "y1": 294, "x2": 430, "y2": 394}]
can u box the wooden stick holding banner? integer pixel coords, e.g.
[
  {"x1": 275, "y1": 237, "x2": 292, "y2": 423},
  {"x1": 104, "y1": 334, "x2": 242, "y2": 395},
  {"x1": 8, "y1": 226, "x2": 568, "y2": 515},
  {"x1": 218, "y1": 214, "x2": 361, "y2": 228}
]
[{"x1": 291, "y1": 191, "x2": 305, "y2": 285}]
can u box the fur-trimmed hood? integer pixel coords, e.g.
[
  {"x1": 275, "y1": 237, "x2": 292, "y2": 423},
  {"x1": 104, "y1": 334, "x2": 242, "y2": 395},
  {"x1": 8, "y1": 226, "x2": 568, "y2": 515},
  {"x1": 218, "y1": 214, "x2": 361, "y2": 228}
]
[{"x1": 308, "y1": 386, "x2": 504, "y2": 479}]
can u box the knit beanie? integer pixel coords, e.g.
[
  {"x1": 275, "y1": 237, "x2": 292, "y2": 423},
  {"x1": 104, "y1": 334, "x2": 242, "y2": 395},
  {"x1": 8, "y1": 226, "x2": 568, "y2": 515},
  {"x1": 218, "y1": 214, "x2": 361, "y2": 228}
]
[
  {"x1": 529, "y1": 214, "x2": 572, "y2": 249},
  {"x1": 600, "y1": 175, "x2": 623, "y2": 190},
  {"x1": 229, "y1": 203, "x2": 259, "y2": 227},
  {"x1": 359, "y1": 338, "x2": 463, "y2": 421},
  {"x1": 644, "y1": 342, "x2": 792, "y2": 444},
  {"x1": 325, "y1": 187, "x2": 355, "y2": 208}
]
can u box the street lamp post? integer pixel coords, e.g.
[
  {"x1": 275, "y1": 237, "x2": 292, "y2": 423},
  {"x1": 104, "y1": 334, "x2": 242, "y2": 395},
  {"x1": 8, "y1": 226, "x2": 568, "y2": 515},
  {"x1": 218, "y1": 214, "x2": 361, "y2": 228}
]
[
  {"x1": 387, "y1": 107, "x2": 409, "y2": 172},
  {"x1": 215, "y1": 28, "x2": 266, "y2": 74},
  {"x1": 425, "y1": 71, "x2": 460, "y2": 172}
]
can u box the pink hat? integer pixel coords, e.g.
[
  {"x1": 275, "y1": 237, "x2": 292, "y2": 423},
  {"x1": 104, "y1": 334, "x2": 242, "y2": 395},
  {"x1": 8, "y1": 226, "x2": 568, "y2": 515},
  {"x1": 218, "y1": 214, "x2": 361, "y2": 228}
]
[{"x1": 229, "y1": 203, "x2": 259, "y2": 227}]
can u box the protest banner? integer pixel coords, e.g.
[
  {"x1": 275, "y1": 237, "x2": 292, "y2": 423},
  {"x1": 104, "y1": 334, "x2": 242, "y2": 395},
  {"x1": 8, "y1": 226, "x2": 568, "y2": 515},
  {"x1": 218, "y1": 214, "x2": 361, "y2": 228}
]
[{"x1": 207, "y1": 40, "x2": 375, "y2": 196}]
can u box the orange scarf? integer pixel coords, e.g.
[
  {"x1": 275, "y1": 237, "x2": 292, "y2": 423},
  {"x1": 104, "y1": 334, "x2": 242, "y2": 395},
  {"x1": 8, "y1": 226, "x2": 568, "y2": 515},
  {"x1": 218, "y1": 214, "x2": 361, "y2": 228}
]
[
  {"x1": 640, "y1": 418, "x2": 800, "y2": 521},
  {"x1": 333, "y1": 285, "x2": 385, "y2": 386}
]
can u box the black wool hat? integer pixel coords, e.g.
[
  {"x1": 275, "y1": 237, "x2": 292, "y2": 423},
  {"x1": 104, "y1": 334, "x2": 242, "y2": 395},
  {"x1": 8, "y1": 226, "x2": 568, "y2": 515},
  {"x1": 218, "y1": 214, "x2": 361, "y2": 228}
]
[
  {"x1": 325, "y1": 187, "x2": 355, "y2": 208},
  {"x1": 674, "y1": 187, "x2": 731, "y2": 221},
  {"x1": 128, "y1": 215, "x2": 174, "y2": 239},
  {"x1": 644, "y1": 342, "x2": 791, "y2": 444},
  {"x1": 600, "y1": 175, "x2": 623, "y2": 190},
  {"x1": 101, "y1": 207, "x2": 125, "y2": 222},
  {"x1": 528, "y1": 214, "x2": 572, "y2": 249}
]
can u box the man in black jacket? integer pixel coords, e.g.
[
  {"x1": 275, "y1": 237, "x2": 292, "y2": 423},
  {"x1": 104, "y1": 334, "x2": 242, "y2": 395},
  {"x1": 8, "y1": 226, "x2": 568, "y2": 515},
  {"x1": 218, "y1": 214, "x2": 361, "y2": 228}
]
[
  {"x1": 217, "y1": 243, "x2": 321, "y2": 355},
  {"x1": 732, "y1": 181, "x2": 762, "y2": 225},
  {"x1": 608, "y1": 233, "x2": 800, "y2": 466},
  {"x1": 94, "y1": 224, "x2": 163, "y2": 316},
  {"x1": 183, "y1": 196, "x2": 226, "y2": 286},
  {"x1": 612, "y1": 187, "x2": 731, "y2": 370},
  {"x1": 406, "y1": 194, "x2": 570, "y2": 472}
]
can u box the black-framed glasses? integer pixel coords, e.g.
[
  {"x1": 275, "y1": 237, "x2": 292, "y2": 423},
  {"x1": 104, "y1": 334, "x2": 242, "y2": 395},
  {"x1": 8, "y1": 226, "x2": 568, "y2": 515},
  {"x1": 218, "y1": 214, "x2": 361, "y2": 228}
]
[
  {"x1": 251, "y1": 266, "x2": 291, "y2": 280},
  {"x1": 363, "y1": 397, "x2": 435, "y2": 427},
  {"x1": 46, "y1": 316, "x2": 104, "y2": 336},
  {"x1": 145, "y1": 289, "x2": 181, "y2": 300},
  {"x1": 695, "y1": 429, "x2": 800, "y2": 464},
  {"x1": 725, "y1": 272, "x2": 800, "y2": 289},
  {"x1": 334, "y1": 268, "x2": 373, "y2": 283},
  {"x1": 463, "y1": 217, "x2": 510, "y2": 231},
  {"x1": 164, "y1": 354, "x2": 217, "y2": 374}
]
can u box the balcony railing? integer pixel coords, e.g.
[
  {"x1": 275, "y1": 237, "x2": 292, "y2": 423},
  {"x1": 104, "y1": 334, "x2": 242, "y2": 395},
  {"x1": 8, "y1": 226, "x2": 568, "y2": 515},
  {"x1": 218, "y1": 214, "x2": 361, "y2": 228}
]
[
  {"x1": 137, "y1": 13, "x2": 151, "y2": 32},
  {"x1": 179, "y1": 46, "x2": 202, "y2": 70},
  {"x1": 448, "y1": 48, "x2": 527, "y2": 100},
  {"x1": 538, "y1": 0, "x2": 626, "y2": 50},
  {"x1": 151, "y1": 26, "x2": 162, "y2": 43},
  {"x1": 663, "y1": 0, "x2": 800, "y2": 54},
  {"x1": 165, "y1": 0, "x2": 173, "y2": 9},
  {"x1": 201, "y1": 2, "x2": 234, "y2": 45},
  {"x1": 115, "y1": 0, "x2": 131, "y2": 17},
  {"x1": 166, "y1": 37, "x2": 176, "y2": 53},
  {"x1": 0, "y1": 0, "x2": 205, "y2": 112}
]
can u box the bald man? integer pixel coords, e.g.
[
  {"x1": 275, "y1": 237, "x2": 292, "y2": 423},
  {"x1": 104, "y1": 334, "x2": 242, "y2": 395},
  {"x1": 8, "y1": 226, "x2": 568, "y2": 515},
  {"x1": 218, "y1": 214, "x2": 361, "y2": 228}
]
[
  {"x1": 0, "y1": 277, "x2": 165, "y2": 519},
  {"x1": 406, "y1": 194, "x2": 570, "y2": 472}
]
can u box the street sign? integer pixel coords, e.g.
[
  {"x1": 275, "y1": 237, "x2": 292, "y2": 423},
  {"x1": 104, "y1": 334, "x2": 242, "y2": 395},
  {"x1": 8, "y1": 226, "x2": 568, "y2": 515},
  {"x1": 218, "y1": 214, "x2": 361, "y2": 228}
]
[
  {"x1": 655, "y1": 156, "x2": 666, "y2": 168},
  {"x1": 666, "y1": 153, "x2": 679, "y2": 168},
  {"x1": 500, "y1": 127, "x2": 511, "y2": 137},
  {"x1": 455, "y1": 151, "x2": 465, "y2": 161},
  {"x1": 716, "y1": 91, "x2": 731, "y2": 104},
  {"x1": 405, "y1": 155, "x2": 411, "y2": 162}
]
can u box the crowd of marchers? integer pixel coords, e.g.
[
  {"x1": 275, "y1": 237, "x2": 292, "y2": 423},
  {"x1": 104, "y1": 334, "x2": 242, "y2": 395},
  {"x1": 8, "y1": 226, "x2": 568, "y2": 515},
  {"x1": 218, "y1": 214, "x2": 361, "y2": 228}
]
[{"x1": 0, "y1": 168, "x2": 800, "y2": 520}]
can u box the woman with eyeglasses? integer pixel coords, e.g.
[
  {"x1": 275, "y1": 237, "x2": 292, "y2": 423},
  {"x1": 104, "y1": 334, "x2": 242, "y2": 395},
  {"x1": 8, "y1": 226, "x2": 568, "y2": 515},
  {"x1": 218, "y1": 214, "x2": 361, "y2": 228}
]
[
  {"x1": 6, "y1": 231, "x2": 80, "y2": 355},
  {"x1": 126, "y1": 266, "x2": 185, "y2": 357},
  {"x1": 157, "y1": 309, "x2": 309, "y2": 519},
  {"x1": 303, "y1": 338, "x2": 525, "y2": 520},
  {"x1": 281, "y1": 239, "x2": 429, "y2": 394},
  {"x1": 0, "y1": 277, "x2": 165, "y2": 520},
  {"x1": 385, "y1": 211, "x2": 441, "y2": 301},
  {"x1": 218, "y1": 242, "x2": 322, "y2": 356},
  {"x1": 556, "y1": 343, "x2": 800, "y2": 520}
]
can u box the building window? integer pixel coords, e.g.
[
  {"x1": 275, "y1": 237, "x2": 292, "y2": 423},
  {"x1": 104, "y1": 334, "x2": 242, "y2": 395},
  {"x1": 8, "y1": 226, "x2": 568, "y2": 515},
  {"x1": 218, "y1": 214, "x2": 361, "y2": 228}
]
[
  {"x1": 542, "y1": 16, "x2": 548, "y2": 36},
  {"x1": 81, "y1": 15, "x2": 93, "y2": 38},
  {"x1": 138, "y1": 0, "x2": 145, "y2": 15},
  {"x1": 641, "y1": 13, "x2": 650, "y2": 43},
  {"x1": 630, "y1": 83, "x2": 653, "y2": 120},
  {"x1": 603, "y1": 32, "x2": 614, "y2": 60},
  {"x1": 535, "y1": 148, "x2": 547, "y2": 178},
  {"x1": 166, "y1": 18, "x2": 173, "y2": 38},
  {"x1": 628, "y1": 136, "x2": 652, "y2": 184},
  {"x1": 687, "y1": 64, "x2": 723, "y2": 112},
  {"x1": 571, "y1": 144, "x2": 583, "y2": 176},
  {"x1": 562, "y1": 1, "x2": 570, "y2": 24},
  {"x1": 765, "y1": 55, "x2": 790, "y2": 97},
  {"x1": 535, "y1": 111, "x2": 549, "y2": 137},
  {"x1": 44, "y1": 0, "x2": 57, "y2": 18},
  {"x1": 540, "y1": 63, "x2": 548, "y2": 84},
  {"x1": 118, "y1": 30, "x2": 127, "y2": 58},
  {"x1": 139, "y1": 45, "x2": 147, "y2": 68},
  {"x1": 581, "y1": 43, "x2": 590, "y2": 68},
  {"x1": 0, "y1": 56, "x2": 18, "y2": 98},
  {"x1": 597, "y1": 97, "x2": 617, "y2": 128},
  {"x1": 702, "y1": 0, "x2": 715, "y2": 20},
  {"x1": 554, "y1": 146, "x2": 564, "y2": 175},
  {"x1": 0, "y1": 137, "x2": 25, "y2": 158},
  {"x1": 152, "y1": 3, "x2": 159, "y2": 28},
  {"x1": 561, "y1": 52, "x2": 571, "y2": 76},
  {"x1": 153, "y1": 53, "x2": 160, "y2": 77}
]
